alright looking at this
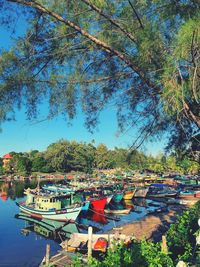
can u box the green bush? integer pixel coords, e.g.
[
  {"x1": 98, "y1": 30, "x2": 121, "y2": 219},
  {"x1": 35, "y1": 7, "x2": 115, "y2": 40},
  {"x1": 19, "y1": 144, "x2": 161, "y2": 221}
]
[
  {"x1": 167, "y1": 201, "x2": 200, "y2": 263},
  {"x1": 72, "y1": 201, "x2": 200, "y2": 266}
]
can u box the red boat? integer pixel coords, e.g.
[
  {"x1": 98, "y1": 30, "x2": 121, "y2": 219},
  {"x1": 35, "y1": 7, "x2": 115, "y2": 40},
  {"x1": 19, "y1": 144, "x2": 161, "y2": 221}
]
[
  {"x1": 89, "y1": 196, "x2": 107, "y2": 211},
  {"x1": 91, "y1": 210, "x2": 108, "y2": 224},
  {"x1": 94, "y1": 237, "x2": 108, "y2": 252}
]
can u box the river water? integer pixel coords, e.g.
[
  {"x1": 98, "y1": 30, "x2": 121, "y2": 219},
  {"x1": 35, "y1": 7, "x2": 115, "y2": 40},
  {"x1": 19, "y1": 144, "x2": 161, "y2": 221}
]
[{"x1": 0, "y1": 181, "x2": 163, "y2": 267}]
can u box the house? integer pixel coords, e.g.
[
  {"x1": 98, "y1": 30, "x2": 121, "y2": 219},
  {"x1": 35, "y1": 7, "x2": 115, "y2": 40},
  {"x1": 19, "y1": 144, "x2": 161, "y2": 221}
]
[{"x1": 2, "y1": 153, "x2": 12, "y2": 168}]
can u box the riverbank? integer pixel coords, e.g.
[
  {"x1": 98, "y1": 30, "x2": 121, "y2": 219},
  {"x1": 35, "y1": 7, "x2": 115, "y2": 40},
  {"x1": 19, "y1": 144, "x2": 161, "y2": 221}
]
[{"x1": 108, "y1": 204, "x2": 186, "y2": 242}]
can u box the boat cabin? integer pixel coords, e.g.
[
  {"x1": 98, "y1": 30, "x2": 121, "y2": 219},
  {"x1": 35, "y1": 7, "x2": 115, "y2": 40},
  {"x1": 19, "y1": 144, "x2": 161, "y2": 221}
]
[
  {"x1": 24, "y1": 188, "x2": 74, "y2": 211},
  {"x1": 35, "y1": 196, "x2": 61, "y2": 211}
]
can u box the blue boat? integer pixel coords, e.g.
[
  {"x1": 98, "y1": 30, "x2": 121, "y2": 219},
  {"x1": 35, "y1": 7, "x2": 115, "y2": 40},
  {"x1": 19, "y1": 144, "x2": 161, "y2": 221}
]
[{"x1": 112, "y1": 192, "x2": 124, "y2": 203}]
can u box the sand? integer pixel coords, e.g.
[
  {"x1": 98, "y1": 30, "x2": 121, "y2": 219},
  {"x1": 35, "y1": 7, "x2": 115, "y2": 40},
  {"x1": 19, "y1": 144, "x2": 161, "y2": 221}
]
[{"x1": 108, "y1": 204, "x2": 186, "y2": 242}]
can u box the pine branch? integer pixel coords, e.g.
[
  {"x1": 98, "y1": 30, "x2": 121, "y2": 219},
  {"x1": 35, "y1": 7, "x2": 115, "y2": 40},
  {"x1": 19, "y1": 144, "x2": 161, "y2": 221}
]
[
  {"x1": 8, "y1": 0, "x2": 160, "y2": 92},
  {"x1": 81, "y1": 0, "x2": 136, "y2": 43}
]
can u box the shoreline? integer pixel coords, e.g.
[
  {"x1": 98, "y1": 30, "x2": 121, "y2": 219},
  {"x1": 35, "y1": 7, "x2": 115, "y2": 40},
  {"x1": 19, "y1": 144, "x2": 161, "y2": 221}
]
[{"x1": 107, "y1": 204, "x2": 186, "y2": 242}]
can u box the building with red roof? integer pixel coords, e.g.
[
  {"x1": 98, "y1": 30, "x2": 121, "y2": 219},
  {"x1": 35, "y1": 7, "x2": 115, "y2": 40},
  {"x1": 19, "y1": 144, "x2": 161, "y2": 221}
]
[{"x1": 2, "y1": 153, "x2": 12, "y2": 168}]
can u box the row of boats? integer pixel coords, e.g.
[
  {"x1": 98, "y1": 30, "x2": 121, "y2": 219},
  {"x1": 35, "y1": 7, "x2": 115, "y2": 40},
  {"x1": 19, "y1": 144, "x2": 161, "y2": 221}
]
[{"x1": 17, "y1": 180, "x2": 200, "y2": 223}]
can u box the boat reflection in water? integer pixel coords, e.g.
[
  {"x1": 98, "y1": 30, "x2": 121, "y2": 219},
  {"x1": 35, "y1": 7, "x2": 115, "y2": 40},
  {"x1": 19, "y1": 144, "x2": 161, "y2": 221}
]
[
  {"x1": 90, "y1": 210, "x2": 108, "y2": 225},
  {"x1": 15, "y1": 212, "x2": 80, "y2": 242},
  {"x1": 123, "y1": 200, "x2": 135, "y2": 210},
  {"x1": 132, "y1": 198, "x2": 148, "y2": 207}
]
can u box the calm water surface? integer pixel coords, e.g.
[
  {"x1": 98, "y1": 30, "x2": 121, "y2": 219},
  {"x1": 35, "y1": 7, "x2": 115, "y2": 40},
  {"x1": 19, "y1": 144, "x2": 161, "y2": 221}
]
[
  {"x1": 0, "y1": 197, "x2": 60, "y2": 267},
  {"x1": 0, "y1": 181, "x2": 163, "y2": 267}
]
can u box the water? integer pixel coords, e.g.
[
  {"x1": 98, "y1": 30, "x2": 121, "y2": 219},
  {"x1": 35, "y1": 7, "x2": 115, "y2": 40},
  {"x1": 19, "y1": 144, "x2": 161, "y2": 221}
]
[{"x1": 0, "y1": 181, "x2": 164, "y2": 266}]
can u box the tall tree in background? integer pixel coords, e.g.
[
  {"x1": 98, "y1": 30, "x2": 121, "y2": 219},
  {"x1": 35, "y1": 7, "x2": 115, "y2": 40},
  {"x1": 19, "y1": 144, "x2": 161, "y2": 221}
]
[{"x1": 0, "y1": 0, "x2": 199, "y2": 152}]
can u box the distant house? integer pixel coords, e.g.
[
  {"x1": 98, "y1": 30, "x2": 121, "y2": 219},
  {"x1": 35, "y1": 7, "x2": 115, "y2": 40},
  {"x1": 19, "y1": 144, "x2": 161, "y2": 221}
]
[{"x1": 2, "y1": 153, "x2": 13, "y2": 168}]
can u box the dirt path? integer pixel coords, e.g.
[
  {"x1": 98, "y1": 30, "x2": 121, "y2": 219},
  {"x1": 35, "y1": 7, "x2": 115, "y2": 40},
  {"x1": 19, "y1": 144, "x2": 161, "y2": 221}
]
[{"x1": 108, "y1": 204, "x2": 186, "y2": 242}]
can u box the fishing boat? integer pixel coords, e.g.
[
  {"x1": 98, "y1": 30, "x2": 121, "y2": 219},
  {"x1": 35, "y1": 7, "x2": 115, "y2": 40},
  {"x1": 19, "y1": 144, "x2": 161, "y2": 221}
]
[
  {"x1": 134, "y1": 187, "x2": 149, "y2": 198},
  {"x1": 123, "y1": 189, "x2": 136, "y2": 200},
  {"x1": 17, "y1": 188, "x2": 82, "y2": 222},
  {"x1": 178, "y1": 190, "x2": 200, "y2": 198},
  {"x1": 60, "y1": 232, "x2": 132, "y2": 253},
  {"x1": 112, "y1": 192, "x2": 124, "y2": 203},
  {"x1": 89, "y1": 196, "x2": 107, "y2": 211},
  {"x1": 147, "y1": 185, "x2": 178, "y2": 198},
  {"x1": 42, "y1": 184, "x2": 75, "y2": 194},
  {"x1": 104, "y1": 208, "x2": 131, "y2": 215}
]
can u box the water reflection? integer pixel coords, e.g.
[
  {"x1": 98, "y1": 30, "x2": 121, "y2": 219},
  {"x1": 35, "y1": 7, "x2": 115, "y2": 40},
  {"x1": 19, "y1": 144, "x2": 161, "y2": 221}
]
[
  {"x1": 90, "y1": 210, "x2": 108, "y2": 224},
  {"x1": 15, "y1": 213, "x2": 80, "y2": 242},
  {"x1": 0, "y1": 181, "x2": 165, "y2": 266},
  {"x1": 0, "y1": 180, "x2": 38, "y2": 200}
]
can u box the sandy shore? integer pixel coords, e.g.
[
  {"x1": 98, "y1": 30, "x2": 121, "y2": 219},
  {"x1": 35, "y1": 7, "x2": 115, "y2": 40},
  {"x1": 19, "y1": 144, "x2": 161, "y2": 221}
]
[{"x1": 108, "y1": 204, "x2": 186, "y2": 242}]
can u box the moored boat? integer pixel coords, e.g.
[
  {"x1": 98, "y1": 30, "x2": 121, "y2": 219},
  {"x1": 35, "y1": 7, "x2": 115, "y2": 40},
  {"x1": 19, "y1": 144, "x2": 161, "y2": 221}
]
[
  {"x1": 104, "y1": 208, "x2": 131, "y2": 215},
  {"x1": 134, "y1": 187, "x2": 149, "y2": 198},
  {"x1": 60, "y1": 232, "x2": 132, "y2": 252},
  {"x1": 178, "y1": 190, "x2": 200, "y2": 198},
  {"x1": 17, "y1": 188, "x2": 82, "y2": 222},
  {"x1": 123, "y1": 189, "x2": 136, "y2": 200},
  {"x1": 112, "y1": 192, "x2": 124, "y2": 203},
  {"x1": 89, "y1": 196, "x2": 107, "y2": 211}
]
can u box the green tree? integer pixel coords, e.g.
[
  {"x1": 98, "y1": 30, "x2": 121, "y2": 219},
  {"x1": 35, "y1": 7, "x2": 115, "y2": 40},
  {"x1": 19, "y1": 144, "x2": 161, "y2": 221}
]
[
  {"x1": 111, "y1": 148, "x2": 129, "y2": 169},
  {"x1": 31, "y1": 156, "x2": 47, "y2": 172},
  {"x1": 11, "y1": 155, "x2": 32, "y2": 175},
  {"x1": 44, "y1": 140, "x2": 72, "y2": 172},
  {"x1": 95, "y1": 144, "x2": 113, "y2": 169},
  {"x1": 0, "y1": 0, "x2": 199, "y2": 152}
]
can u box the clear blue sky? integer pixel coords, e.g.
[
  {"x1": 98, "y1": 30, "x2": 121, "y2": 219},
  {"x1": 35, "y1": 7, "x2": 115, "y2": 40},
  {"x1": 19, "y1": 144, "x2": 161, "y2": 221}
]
[{"x1": 0, "y1": 6, "x2": 166, "y2": 157}]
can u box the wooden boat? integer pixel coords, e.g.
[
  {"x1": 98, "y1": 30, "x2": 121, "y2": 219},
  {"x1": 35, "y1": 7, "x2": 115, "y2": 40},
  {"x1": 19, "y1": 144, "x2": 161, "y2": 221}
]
[
  {"x1": 42, "y1": 184, "x2": 75, "y2": 193},
  {"x1": 123, "y1": 189, "x2": 136, "y2": 200},
  {"x1": 134, "y1": 187, "x2": 149, "y2": 198},
  {"x1": 89, "y1": 196, "x2": 107, "y2": 211},
  {"x1": 17, "y1": 188, "x2": 82, "y2": 222},
  {"x1": 94, "y1": 237, "x2": 108, "y2": 252},
  {"x1": 60, "y1": 232, "x2": 132, "y2": 252},
  {"x1": 112, "y1": 192, "x2": 124, "y2": 203},
  {"x1": 178, "y1": 190, "x2": 200, "y2": 198},
  {"x1": 104, "y1": 208, "x2": 131, "y2": 215},
  {"x1": 106, "y1": 194, "x2": 113, "y2": 204},
  {"x1": 147, "y1": 186, "x2": 178, "y2": 198}
]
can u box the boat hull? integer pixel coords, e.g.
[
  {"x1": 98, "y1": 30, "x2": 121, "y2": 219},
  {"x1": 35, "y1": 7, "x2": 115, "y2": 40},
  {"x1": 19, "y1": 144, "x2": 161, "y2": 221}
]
[
  {"x1": 123, "y1": 191, "x2": 135, "y2": 200},
  {"x1": 18, "y1": 203, "x2": 81, "y2": 222},
  {"x1": 134, "y1": 188, "x2": 149, "y2": 198},
  {"x1": 81, "y1": 201, "x2": 90, "y2": 212},
  {"x1": 112, "y1": 192, "x2": 124, "y2": 203},
  {"x1": 90, "y1": 197, "x2": 107, "y2": 211},
  {"x1": 104, "y1": 209, "x2": 131, "y2": 215}
]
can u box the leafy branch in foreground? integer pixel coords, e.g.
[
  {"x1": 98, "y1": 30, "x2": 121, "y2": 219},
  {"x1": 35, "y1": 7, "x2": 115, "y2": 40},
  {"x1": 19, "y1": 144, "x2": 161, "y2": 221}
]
[{"x1": 0, "y1": 0, "x2": 199, "y2": 151}]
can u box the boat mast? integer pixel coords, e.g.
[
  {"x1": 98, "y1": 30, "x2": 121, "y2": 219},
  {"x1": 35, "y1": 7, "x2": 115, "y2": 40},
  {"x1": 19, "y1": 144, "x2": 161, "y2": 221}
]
[{"x1": 36, "y1": 176, "x2": 40, "y2": 195}]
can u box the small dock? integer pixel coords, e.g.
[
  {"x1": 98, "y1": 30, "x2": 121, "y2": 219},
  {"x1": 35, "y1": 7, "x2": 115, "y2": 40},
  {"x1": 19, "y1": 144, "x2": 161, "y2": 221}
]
[
  {"x1": 40, "y1": 236, "x2": 89, "y2": 267},
  {"x1": 40, "y1": 249, "x2": 84, "y2": 267}
]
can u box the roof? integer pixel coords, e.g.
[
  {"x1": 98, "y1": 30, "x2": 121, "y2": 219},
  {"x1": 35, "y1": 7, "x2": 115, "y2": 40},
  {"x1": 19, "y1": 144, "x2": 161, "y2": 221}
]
[
  {"x1": 3, "y1": 153, "x2": 12, "y2": 159},
  {"x1": 0, "y1": 194, "x2": 8, "y2": 201}
]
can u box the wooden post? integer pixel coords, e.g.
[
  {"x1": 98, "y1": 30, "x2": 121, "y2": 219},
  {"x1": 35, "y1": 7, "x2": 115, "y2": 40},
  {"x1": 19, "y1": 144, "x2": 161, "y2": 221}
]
[
  {"x1": 161, "y1": 235, "x2": 168, "y2": 254},
  {"x1": 88, "y1": 226, "x2": 93, "y2": 259},
  {"x1": 45, "y1": 244, "x2": 50, "y2": 265}
]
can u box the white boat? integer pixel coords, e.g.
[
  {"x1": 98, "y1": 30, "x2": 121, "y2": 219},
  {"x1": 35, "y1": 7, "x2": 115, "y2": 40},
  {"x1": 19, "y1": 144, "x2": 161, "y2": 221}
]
[
  {"x1": 17, "y1": 188, "x2": 82, "y2": 222},
  {"x1": 104, "y1": 208, "x2": 131, "y2": 215}
]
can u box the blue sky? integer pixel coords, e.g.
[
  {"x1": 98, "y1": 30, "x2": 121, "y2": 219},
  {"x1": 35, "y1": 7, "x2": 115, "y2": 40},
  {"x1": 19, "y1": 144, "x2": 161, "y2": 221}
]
[{"x1": 0, "y1": 6, "x2": 166, "y2": 157}]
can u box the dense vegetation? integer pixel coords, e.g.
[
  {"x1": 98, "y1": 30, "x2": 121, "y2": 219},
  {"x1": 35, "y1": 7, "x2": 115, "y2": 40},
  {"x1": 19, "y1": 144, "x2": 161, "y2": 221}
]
[
  {"x1": 0, "y1": 0, "x2": 199, "y2": 156},
  {"x1": 1, "y1": 139, "x2": 199, "y2": 176},
  {"x1": 71, "y1": 202, "x2": 200, "y2": 267}
]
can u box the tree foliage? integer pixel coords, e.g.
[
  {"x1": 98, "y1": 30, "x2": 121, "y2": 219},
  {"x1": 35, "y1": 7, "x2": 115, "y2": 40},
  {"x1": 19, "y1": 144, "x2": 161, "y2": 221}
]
[
  {"x1": 2, "y1": 139, "x2": 199, "y2": 174},
  {"x1": 0, "y1": 0, "x2": 199, "y2": 152}
]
